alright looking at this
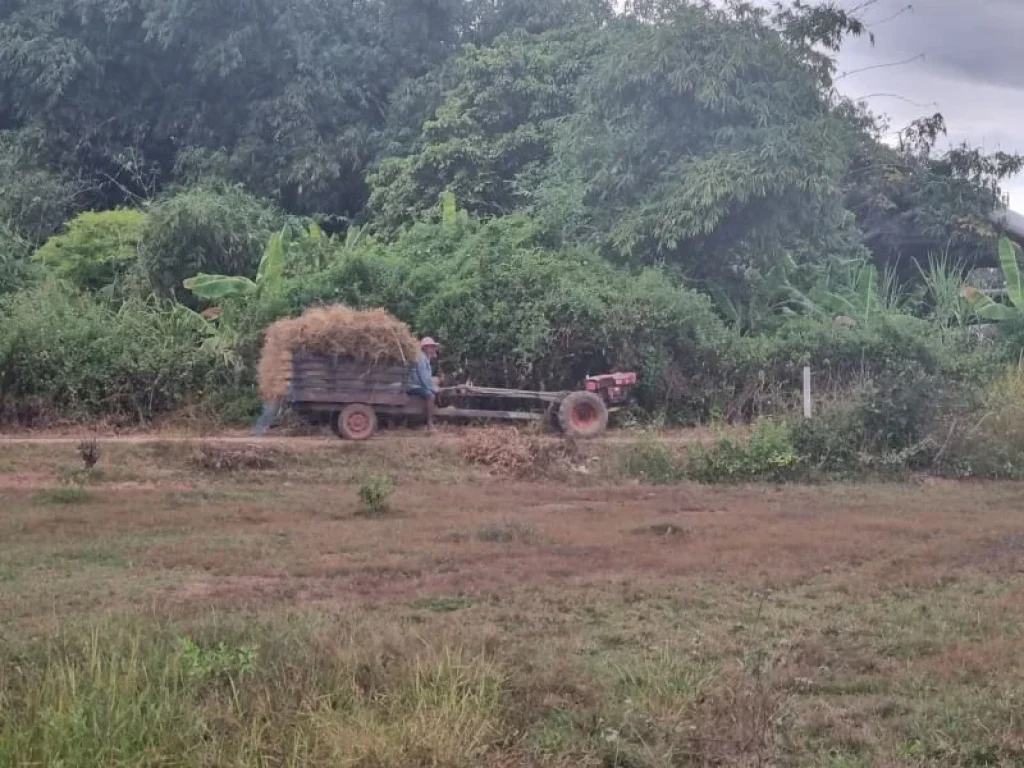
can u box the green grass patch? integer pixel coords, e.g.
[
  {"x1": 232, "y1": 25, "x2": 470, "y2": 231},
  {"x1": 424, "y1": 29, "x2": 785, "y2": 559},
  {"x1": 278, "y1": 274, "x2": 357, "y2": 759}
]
[
  {"x1": 34, "y1": 486, "x2": 94, "y2": 505},
  {"x1": 48, "y1": 546, "x2": 127, "y2": 568},
  {"x1": 411, "y1": 595, "x2": 476, "y2": 613}
]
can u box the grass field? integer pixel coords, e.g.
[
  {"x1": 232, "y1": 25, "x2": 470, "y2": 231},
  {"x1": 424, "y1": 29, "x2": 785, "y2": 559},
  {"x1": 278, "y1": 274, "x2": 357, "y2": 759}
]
[{"x1": 1, "y1": 432, "x2": 1023, "y2": 766}]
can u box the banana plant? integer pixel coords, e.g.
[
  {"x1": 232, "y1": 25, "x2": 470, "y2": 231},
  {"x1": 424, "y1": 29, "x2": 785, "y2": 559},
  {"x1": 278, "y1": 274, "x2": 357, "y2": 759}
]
[
  {"x1": 183, "y1": 227, "x2": 290, "y2": 301},
  {"x1": 963, "y1": 237, "x2": 1024, "y2": 321},
  {"x1": 786, "y1": 259, "x2": 911, "y2": 323}
]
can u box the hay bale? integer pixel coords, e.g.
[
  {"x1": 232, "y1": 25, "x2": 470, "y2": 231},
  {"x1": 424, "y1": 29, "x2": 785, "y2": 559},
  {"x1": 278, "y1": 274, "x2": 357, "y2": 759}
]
[{"x1": 258, "y1": 305, "x2": 419, "y2": 401}]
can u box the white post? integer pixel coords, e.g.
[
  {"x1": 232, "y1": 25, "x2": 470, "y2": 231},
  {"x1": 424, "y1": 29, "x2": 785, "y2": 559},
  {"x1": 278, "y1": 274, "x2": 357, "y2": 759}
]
[{"x1": 803, "y1": 366, "x2": 812, "y2": 419}]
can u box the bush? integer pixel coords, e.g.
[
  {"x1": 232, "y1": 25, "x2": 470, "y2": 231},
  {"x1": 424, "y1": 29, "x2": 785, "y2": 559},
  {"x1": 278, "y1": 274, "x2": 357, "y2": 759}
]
[
  {"x1": 939, "y1": 368, "x2": 1024, "y2": 479},
  {"x1": 138, "y1": 185, "x2": 282, "y2": 299},
  {"x1": 34, "y1": 209, "x2": 146, "y2": 294},
  {"x1": 0, "y1": 283, "x2": 235, "y2": 425},
  {"x1": 726, "y1": 315, "x2": 980, "y2": 421},
  {"x1": 358, "y1": 474, "x2": 396, "y2": 517},
  {"x1": 686, "y1": 422, "x2": 797, "y2": 483},
  {"x1": 786, "y1": 356, "x2": 979, "y2": 476},
  {"x1": 617, "y1": 435, "x2": 685, "y2": 484},
  {"x1": 250, "y1": 215, "x2": 993, "y2": 428},
  {"x1": 788, "y1": 404, "x2": 866, "y2": 476},
  {"x1": 0, "y1": 207, "x2": 1007, "y2": 432}
]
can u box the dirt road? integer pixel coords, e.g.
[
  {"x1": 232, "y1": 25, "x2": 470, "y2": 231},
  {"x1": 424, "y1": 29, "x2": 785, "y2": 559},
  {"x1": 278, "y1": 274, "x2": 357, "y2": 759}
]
[{"x1": 0, "y1": 426, "x2": 726, "y2": 447}]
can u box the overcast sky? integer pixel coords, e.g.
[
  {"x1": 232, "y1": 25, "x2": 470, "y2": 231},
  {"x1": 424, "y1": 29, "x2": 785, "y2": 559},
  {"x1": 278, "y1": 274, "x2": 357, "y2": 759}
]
[{"x1": 833, "y1": 0, "x2": 1024, "y2": 208}]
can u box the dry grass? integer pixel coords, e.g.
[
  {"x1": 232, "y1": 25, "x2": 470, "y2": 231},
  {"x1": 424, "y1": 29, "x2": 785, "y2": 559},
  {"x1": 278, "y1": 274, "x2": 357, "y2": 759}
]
[
  {"x1": 1, "y1": 436, "x2": 1023, "y2": 766},
  {"x1": 189, "y1": 443, "x2": 280, "y2": 472},
  {"x1": 461, "y1": 426, "x2": 583, "y2": 478},
  {"x1": 943, "y1": 366, "x2": 1024, "y2": 478}
]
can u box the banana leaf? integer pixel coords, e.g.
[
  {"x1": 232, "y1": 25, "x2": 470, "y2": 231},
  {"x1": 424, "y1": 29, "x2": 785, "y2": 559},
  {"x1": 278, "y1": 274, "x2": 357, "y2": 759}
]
[
  {"x1": 999, "y1": 237, "x2": 1024, "y2": 309},
  {"x1": 182, "y1": 273, "x2": 257, "y2": 300},
  {"x1": 256, "y1": 230, "x2": 286, "y2": 288},
  {"x1": 962, "y1": 286, "x2": 1020, "y2": 321}
]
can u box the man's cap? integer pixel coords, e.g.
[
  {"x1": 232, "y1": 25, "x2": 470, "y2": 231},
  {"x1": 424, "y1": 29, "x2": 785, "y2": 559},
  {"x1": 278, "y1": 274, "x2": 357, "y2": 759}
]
[{"x1": 420, "y1": 337, "x2": 440, "y2": 348}]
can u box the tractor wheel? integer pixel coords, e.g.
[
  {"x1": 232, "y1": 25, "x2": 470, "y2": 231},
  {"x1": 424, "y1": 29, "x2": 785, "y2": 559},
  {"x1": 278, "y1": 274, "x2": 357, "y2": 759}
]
[
  {"x1": 337, "y1": 404, "x2": 378, "y2": 441},
  {"x1": 557, "y1": 391, "x2": 609, "y2": 439}
]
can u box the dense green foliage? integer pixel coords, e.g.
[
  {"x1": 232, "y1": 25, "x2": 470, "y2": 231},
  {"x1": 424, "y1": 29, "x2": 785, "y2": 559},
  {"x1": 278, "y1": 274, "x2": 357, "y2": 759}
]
[
  {"x1": 2, "y1": 0, "x2": 1024, "y2": 481},
  {"x1": 0, "y1": 284, "x2": 237, "y2": 424},
  {"x1": 2, "y1": 0, "x2": 1016, "y2": 278},
  {"x1": 369, "y1": 26, "x2": 605, "y2": 229}
]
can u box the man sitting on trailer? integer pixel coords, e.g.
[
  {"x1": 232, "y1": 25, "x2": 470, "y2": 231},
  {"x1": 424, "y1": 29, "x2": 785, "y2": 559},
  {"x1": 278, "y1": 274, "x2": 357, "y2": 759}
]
[{"x1": 409, "y1": 337, "x2": 440, "y2": 431}]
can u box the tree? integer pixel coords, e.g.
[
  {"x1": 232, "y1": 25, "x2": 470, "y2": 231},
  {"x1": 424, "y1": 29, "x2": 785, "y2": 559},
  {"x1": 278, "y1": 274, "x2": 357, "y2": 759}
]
[
  {"x1": 368, "y1": 25, "x2": 605, "y2": 231},
  {"x1": 0, "y1": 0, "x2": 614, "y2": 222},
  {"x1": 0, "y1": 0, "x2": 466, "y2": 217},
  {"x1": 182, "y1": 223, "x2": 326, "y2": 302},
  {"x1": 0, "y1": 129, "x2": 83, "y2": 241},
  {"x1": 844, "y1": 114, "x2": 1024, "y2": 279},
  {"x1": 532, "y1": 3, "x2": 866, "y2": 296}
]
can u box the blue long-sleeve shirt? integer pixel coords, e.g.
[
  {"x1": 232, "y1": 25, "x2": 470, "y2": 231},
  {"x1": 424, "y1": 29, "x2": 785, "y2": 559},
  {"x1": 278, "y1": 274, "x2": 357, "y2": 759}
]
[{"x1": 409, "y1": 352, "x2": 437, "y2": 395}]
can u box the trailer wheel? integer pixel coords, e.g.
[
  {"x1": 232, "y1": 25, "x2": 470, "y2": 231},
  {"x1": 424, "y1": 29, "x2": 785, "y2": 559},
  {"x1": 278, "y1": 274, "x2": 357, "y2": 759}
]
[
  {"x1": 557, "y1": 391, "x2": 608, "y2": 438},
  {"x1": 337, "y1": 404, "x2": 378, "y2": 441},
  {"x1": 329, "y1": 412, "x2": 342, "y2": 437}
]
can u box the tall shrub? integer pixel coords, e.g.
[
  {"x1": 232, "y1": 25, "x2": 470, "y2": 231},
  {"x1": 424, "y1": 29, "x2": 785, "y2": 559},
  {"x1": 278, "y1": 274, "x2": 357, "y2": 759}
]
[
  {"x1": 0, "y1": 284, "x2": 233, "y2": 424},
  {"x1": 138, "y1": 186, "x2": 281, "y2": 299}
]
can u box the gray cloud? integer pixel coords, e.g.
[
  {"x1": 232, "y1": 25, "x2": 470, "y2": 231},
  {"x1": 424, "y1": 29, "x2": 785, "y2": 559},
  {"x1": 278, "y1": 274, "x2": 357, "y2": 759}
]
[{"x1": 835, "y1": 0, "x2": 1024, "y2": 206}]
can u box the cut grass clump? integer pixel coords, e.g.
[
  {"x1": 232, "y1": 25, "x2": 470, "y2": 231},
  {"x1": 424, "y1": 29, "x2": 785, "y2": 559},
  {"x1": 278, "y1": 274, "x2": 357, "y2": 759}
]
[
  {"x1": 461, "y1": 427, "x2": 580, "y2": 478},
  {"x1": 476, "y1": 519, "x2": 538, "y2": 544},
  {"x1": 189, "y1": 443, "x2": 279, "y2": 472}
]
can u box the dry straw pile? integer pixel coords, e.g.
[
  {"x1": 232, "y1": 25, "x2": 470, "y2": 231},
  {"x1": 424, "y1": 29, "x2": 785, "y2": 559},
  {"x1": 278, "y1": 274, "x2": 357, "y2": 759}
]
[
  {"x1": 461, "y1": 426, "x2": 582, "y2": 478},
  {"x1": 258, "y1": 305, "x2": 419, "y2": 400}
]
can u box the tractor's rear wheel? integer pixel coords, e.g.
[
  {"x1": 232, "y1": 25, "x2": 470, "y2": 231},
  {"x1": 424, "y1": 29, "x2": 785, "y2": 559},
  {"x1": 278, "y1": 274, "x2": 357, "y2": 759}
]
[
  {"x1": 557, "y1": 391, "x2": 608, "y2": 439},
  {"x1": 337, "y1": 404, "x2": 378, "y2": 441}
]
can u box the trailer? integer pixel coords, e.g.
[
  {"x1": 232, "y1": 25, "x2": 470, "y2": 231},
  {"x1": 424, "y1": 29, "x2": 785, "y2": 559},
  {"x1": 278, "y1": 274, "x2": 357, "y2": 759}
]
[{"x1": 290, "y1": 353, "x2": 638, "y2": 440}]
